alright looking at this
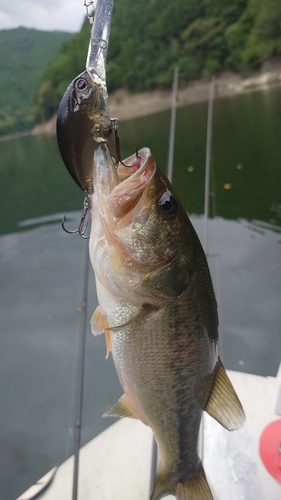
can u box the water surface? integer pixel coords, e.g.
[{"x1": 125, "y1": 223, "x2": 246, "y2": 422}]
[{"x1": 0, "y1": 87, "x2": 280, "y2": 499}]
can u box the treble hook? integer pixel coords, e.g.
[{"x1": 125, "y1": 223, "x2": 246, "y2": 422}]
[
  {"x1": 62, "y1": 194, "x2": 91, "y2": 239},
  {"x1": 110, "y1": 118, "x2": 135, "y2": 168}
]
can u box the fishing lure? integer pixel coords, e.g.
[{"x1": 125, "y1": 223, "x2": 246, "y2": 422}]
[{"x1": 56, "y1": 0, "x2": 114, "y2": 236}]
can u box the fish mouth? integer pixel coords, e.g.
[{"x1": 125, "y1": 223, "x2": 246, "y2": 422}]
[
  {"x1": 116, "y1": 148, "x2": 150, "y2": 181},
  {"x1": 110, "y1": 147, "x2": 156, "y2": 218}
]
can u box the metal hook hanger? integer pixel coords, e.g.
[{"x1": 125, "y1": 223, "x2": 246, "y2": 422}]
[{"x1": 62, "y1": 194, "x2": 91, "y2": 239}]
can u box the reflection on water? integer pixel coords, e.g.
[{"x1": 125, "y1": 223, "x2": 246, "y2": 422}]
[
  {"x1": 0, "y1": 88, "x2": 281, "y2": 499},
  {"x1": 0, "y1": 214, "x2": 122, "y2": 499},
  {"x1": 192, "y1": 215, "x2": 281, "y2": 375}
]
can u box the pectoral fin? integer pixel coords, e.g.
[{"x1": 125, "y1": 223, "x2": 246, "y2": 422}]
[
  {"x1": 203, "y1": 359, "x2": 246, "y2": 431},
  {"x1": 91, "y1": 306, "x2": 112, "y2": 358},
  {"x1": 103, "y1": 394, "x2": 138, "y2": 419},
  {"x1": 91, "y1": 306, "x2": 105, "y2": 336}
]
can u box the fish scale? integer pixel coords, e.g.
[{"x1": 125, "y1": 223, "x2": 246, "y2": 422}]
[{"x1": 110, "y1": 296, "x2": 207, "y2": 475}]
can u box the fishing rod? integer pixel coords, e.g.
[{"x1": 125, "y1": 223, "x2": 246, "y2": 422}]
[
  {"x1": 149, "y1": 67, "x2": 180, "y2": 496},
  {"x1": 167, "y1": 67, "x2": 179, "y2": 183},
  {"x1": 203, "y1": 76, "x2": 224, "y2": 360},
  {"x1": 203, "y1": 75, "x2": 215, "y2": 254},
  {"x1": 71, "y1": 238, "x2": 90, "y2": 500},
  {"x1": 199, "y1": 76, "x2": 216, "y2": 465},
  {"x1": 149, "y1": 437, "x2": 158, "y2": 498},
  {"x1": 201, "y1": 76, "x2": 225, "y2": 464}
]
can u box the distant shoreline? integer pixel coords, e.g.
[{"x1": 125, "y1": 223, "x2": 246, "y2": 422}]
[
  {"x1": 0, "y1": 130, "x2": 35, "y2": 143},
  {"x1": 1, "y1": 64, "x2": 281, "y2": 143}
]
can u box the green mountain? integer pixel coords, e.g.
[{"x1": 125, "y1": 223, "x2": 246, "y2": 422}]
[
  {"x1": 0, "y1": 27, "x2": 73, "y2": 136},
  {"x1": 5, "y1": 0, "x2": 281, "y2": 132},
  {"x1": 33, "y1": 17, "x2": 92, "y2": 124},
  {"x1": 34, "y1": 0, "x2": 281, "y2": 125}
]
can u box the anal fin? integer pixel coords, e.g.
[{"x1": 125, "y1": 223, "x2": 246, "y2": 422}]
[
  {"x1": 204, "y1": 359, "x2": 246, "y2": 431},
  {"x1": 103, "y1": 394, "x2": 138, "y2": 419}
]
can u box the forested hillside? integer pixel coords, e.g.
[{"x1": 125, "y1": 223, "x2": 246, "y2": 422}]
[
  {"x1": 0, "y1": 27, "x2": 72, "y2": 136},
  {"x1": 2, "y1": 0, "x2": 281, "y2": 134},
  {"x1": 34, "y1": 0, "x2": 281, "y2": 124}
]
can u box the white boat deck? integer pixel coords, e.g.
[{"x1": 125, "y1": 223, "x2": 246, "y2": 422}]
[{"x1": 18, "y1": 370, "x2": 281, "y2": 500}]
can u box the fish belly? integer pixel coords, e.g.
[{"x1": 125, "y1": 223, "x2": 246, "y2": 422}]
[{"x1": 106, "y1": 289, "x2": 216, "y2": 480}]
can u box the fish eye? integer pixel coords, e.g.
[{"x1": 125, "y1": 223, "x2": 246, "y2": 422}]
[
  {"x1": 75, "y1": 78, "x2": 88, "y2": 91},
  {"x1": 158, "y1": 191, "x2": 178, "y2": 217}
]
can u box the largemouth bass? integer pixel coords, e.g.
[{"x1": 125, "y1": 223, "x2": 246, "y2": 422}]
[{"x1": 89, "y1": 144, "x2": 245, "y2": 500}]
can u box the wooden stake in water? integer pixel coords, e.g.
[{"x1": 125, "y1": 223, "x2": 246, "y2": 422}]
[{"x1": 167, "y1": 67, "x2": 179, "y2": 183}]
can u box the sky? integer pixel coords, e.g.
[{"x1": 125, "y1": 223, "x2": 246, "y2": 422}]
[{"x1": 0, "y1": 0, "x2": 96, "y2": 33}]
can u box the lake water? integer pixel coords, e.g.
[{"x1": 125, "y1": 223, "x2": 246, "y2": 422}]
[{"x1": 0, "y1": 87, "x2": 281, "y2": 499}]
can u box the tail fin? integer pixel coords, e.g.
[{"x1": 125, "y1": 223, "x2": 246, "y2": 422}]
[{"x1": 150, "y1": 462, "x2": 214, "y2": 500}]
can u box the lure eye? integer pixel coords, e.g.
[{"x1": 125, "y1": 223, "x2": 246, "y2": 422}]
[
  {"x1": 75, "y1": 78, "x2": 88, "y2": 91},
  {"x1": 158, "y1": 191, "x2": 178, "y2": 217}
]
